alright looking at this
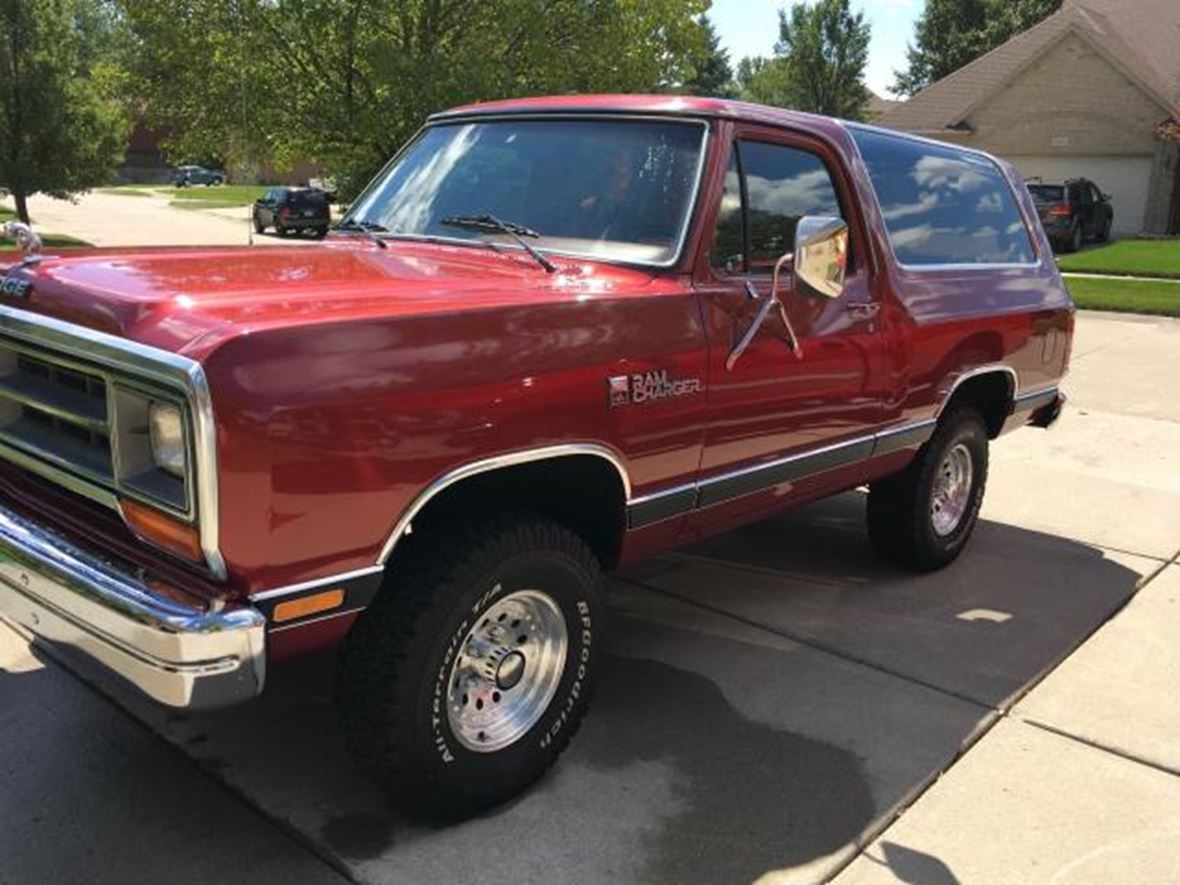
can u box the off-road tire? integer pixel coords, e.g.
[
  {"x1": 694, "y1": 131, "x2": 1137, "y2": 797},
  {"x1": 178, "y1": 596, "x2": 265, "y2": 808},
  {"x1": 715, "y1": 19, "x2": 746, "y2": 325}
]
[
  {"x1": 336, "y1": 511, "x2": 605, "y2": 819},
  {"x1": 866, "y1": 407, "x2": 989, "y2": 571}
]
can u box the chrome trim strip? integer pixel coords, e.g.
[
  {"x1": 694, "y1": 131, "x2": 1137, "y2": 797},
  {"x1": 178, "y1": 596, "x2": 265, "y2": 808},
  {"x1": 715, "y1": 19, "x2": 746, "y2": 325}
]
[
  {"x1": 1012, "y1": 385, "x2": 1059, "y2": 413},
  {"x1": 377, "y1": 443, "x2": 632, "y2": 565},
  {"x1": 0, "y1": 306, "x2": 224, "y2": 579},
  {"x1": 250, "y1": 565, "x2": 384, "y2": 602},
  {"x1": 700, "y1": 430, "x2": 877, "y2": 490},
  {"x1": 0, "y1": 501, "x2": 263, "y2": 709},
  {"x1": 936, "y1": 363, "x2": 1019, "y2": 417},
  {"x1": 267, "y1": 606, "x2": 365, "y2": 634},
  {"x1": 343, "y1": 113, "x2": 712, "y2": 271}
]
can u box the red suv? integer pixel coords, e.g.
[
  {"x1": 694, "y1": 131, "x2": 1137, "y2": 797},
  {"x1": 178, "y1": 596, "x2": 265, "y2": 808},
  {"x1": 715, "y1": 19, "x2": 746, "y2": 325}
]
[{"x1": 0, "y1": 95, "x2": 1071, "y2": 816}]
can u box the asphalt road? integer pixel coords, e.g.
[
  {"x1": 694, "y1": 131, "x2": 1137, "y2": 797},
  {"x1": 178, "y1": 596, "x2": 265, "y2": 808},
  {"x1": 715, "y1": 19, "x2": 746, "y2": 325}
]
[{"x1": 2, "y1": 310, "x2": 1178, "y2": 884}]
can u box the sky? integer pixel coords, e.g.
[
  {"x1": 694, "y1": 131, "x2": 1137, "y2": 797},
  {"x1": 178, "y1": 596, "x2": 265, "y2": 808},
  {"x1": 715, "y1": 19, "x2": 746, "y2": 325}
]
[{"x1": 708, "y1": 0, "x2": 922, "y2": 98}]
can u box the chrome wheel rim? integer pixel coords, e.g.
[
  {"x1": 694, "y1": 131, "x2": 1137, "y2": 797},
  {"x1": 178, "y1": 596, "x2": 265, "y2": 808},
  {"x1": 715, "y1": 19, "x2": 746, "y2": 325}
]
[
  {"x1": 446, "y1": 589, "x2": 567, "y2": 753},
  {"x1": 931, "y1": 443, "x2": 974, "y2": 536}
]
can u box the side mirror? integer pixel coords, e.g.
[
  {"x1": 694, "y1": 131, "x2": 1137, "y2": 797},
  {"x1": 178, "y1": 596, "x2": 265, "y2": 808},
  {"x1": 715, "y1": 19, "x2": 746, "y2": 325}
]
[{"x1": 793, "y1": 215, "x2": 849, "y2": 298}]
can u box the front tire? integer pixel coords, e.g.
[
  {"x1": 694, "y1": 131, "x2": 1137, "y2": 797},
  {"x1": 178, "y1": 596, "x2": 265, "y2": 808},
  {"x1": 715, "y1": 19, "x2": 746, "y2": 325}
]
[
  {"x1": 866, "y1": 407, "x2": 989, "y2": 571},
  {"x1": 336, "y1": 512, "x2": 605, "y2": 818}
]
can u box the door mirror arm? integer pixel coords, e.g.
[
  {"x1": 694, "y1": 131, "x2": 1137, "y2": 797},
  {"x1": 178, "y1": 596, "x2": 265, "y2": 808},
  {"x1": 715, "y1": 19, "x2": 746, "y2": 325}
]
[
  {"x1": 725, "y1": 215, "x2": 848, "y2": 372},
  {"x1": 726, "y1": 258, "x2": 802, "y2": 371}
]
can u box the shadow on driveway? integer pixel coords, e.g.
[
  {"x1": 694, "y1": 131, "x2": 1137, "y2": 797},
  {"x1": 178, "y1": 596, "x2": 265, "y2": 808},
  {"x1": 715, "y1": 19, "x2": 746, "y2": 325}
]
[{"x1": 2, "y1": 491, "x2": 1149, "y2": 884}]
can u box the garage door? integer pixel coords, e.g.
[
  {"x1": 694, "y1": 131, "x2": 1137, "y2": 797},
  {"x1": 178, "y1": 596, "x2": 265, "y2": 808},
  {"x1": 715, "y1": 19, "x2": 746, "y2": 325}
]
[{"x1": 1006, "y1": 155, "x2": 1153, "y2": 236}]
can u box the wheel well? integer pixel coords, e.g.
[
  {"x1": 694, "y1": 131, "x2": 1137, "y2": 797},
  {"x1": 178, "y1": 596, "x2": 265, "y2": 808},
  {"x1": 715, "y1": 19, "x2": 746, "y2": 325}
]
[
  {"x1": 944, "y1": 372, "x2": 1013, "y2": 437},
  {"x1": 391, "y1": 455, "x2": 628, "y2": 569}
]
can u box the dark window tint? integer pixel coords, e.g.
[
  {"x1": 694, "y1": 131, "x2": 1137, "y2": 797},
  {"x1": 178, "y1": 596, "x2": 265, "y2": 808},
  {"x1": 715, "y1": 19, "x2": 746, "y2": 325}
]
[
  {"x1": 741, "y1": 141, "x2": 842, "y2": 273},
  {"x1": 709, "y1": 139, "x2": 843, "y2": 275},
  {"x1": 289, "y1": 190, "x2": 328, "y2": 209},
  {"x1": 710, "y1": 150, "x2": 745, "y2": 273},
  {"x1": 852, "y1": 128, "x2": 1035, "y2": 265},
  {"x1": 1027, "y1": 184, "x2": 1064, "y2": 203}
]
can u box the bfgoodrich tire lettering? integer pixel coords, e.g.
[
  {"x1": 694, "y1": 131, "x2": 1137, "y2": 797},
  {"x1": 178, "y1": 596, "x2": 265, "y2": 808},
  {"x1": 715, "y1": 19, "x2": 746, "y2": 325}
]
[
  {"x1": 336, "y1": 512, "x2": 604, "y2": 818},
  {"x1": 866, "y1": 406, "x2": 989, "y2": 571}
]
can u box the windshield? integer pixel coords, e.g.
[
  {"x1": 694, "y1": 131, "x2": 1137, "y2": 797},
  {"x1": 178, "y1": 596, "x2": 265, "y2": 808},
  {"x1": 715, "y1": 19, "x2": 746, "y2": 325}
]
[
  {"x1": 1027, "y1": 184, "x2": 1065, "y2": 202},
  {"x1": 346, "y1": 118, "x2": 707, "y2": 265}
]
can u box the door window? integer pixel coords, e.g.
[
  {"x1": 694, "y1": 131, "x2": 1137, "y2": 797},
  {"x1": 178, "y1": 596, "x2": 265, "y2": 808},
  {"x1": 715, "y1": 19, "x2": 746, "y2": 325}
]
[{"x1": 710, "y1": 139, "x2": 844, "y2": 275}]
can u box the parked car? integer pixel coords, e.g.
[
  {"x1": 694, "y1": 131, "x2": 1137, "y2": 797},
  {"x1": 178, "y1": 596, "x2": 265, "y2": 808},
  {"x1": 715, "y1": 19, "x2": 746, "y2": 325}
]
[
  {"x1": 1027, "y1": 177, "x2": 1113, "y2": 253},
  {"x1": 252, "y1": 187, "x2": 331, "y2": 238},
  {"x1": 0, "y1": 96, "x2": 1071, "y2": 818},
  {"x1": 171, "y1": 164, "x2": 225, "y2": 187}
]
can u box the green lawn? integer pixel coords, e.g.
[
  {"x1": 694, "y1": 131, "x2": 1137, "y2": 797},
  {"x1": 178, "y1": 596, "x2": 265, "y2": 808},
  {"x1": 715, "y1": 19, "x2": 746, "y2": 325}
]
[
  {"x1": 0, "y1": 205, "x2": 90, "y2": 249},
  {"x1": 169, "y1": 184, "x2": 265, "y2": 209},
  {"x1": 1057, "y1": 240, "x2": 1180, "y2": 278},
  {"x1": 1066, "y1": 276, "x2": 1180, "y2": 316}
]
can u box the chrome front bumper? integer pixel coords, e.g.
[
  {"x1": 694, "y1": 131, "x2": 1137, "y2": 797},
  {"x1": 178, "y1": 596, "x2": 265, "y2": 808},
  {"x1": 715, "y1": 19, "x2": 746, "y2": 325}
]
[{"x1": 0, "y1": 503, "x2": 265, "y2": 709}]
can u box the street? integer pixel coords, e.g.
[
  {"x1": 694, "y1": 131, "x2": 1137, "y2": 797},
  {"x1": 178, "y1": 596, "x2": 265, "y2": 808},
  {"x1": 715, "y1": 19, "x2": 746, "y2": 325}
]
[{"x1": 2, "y1": 309, "x2": 1178, "y2": 884}]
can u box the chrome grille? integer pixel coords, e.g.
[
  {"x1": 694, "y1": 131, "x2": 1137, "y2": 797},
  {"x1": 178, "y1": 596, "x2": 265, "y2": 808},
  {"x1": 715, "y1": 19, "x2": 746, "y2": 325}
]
[
  {"x1": 0, "y1": 336, "x2": 191, "y2": 515},
  {"x1": 0, "y1": 345, "x2": 115, "y2": 489}
]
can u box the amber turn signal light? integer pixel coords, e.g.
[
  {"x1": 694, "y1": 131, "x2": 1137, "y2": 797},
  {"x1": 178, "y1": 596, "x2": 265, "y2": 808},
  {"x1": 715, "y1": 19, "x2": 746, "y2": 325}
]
[
  {"x1": 121, "y1": 498, "x2": 203, "y2": 562},
  {"x1": 273, "y1": 589, "x2": 346, "y2": 624}
]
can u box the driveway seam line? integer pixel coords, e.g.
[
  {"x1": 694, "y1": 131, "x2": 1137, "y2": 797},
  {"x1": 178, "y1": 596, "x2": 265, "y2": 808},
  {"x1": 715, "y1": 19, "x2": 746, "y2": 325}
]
[
  {"x1": 1019, "y1": 718, "x2": 1180, "y2": 780},
  {"x1": 821, "y1": 547, "x2": 1179, "y2": 881}
]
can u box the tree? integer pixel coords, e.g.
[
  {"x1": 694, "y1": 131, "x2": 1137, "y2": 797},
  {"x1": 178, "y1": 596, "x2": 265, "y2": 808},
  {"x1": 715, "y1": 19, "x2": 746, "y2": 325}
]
[
  {"x1": 123, "y1": 0, "x2": 711, "y2": 199},
  {"x1": 893, "y1": 0, "x2": 1062, "y2": 96},
  {"x1": 0, "y1": 0, "x2": 129, "y2": 223},
  {"x1": 737, "y1": 0, "x2": 871, "y2": 119},
  {"x1": 682, "y1": 16, "x2": 735, "y2": 98}
]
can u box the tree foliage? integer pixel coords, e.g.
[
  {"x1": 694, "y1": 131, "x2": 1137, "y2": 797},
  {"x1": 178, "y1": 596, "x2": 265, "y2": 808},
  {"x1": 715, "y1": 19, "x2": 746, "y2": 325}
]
[
  {"x1": 0, "y1": 0, "x2": 129, "y2": 223},
  {"x1": 122, "y1": 0, "x2": 711, "y2": 197},
  {"x1": 735, "y1": 0, "x2": 870, "y2": 120},
  {"x1": 893, "y1": 0, "x2": 1062, "y2": 96},
  {"x1": 681, "y1": 16, "x2": 735, "y2": 98}
]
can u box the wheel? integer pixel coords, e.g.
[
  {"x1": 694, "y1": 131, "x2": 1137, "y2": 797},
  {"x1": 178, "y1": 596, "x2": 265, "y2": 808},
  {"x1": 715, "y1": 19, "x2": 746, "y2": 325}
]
[
  {"x1": 312, "y1": 228, "x2": 327, "y2": 240},
  {"x1": 1065, "y1": 222, "x2": 1082, "y2": 253},
  {"x1": 866, "y1": 406, "x2": 989, "y2": 571},
  {"x1": 253, "y1": 214, "x2": 264, "y2": 234},
  {"x1": 336, "y1": 511, "x2": 605, "y2": 818},
  {"x1": 1098, "y1": 217, "x2": 1111, "y2": 243}
]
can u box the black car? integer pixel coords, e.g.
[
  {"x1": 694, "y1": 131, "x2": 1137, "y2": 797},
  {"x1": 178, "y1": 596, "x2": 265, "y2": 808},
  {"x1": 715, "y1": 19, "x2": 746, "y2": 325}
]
[
  {"x1": 1027, "y1": 177, "x2": 1113, "y2": 253},
  {"x1": 253, "y1": 187, "x2": 331, "y2": 238},
  {"x1": 172, "y1": 165, "x2": 225, "y2": 187}
]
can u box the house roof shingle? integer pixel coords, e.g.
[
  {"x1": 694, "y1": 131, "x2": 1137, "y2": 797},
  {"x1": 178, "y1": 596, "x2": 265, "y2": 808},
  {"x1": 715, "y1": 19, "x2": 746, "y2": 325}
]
[{"x1": 879, "y1": 0, "x2": 1180, "y2": 133}]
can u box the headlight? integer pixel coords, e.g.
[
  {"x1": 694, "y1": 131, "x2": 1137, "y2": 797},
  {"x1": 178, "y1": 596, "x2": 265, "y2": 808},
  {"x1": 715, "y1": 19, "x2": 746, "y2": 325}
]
[{"x1": 148, "y1": 401, "x2": 186, "y2": 477}]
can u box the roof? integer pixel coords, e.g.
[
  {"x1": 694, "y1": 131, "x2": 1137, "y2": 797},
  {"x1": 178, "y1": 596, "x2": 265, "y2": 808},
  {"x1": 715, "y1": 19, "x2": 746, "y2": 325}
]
[
  {"x1": 432, "y1": 94, "x2": 845, "y2": 133},
  {"x1": 879, "y1": 0, "x2": 1180, "y2": 134},
  {"x1": 866, "y1": 92, "x2": 900, "y2": 118}
]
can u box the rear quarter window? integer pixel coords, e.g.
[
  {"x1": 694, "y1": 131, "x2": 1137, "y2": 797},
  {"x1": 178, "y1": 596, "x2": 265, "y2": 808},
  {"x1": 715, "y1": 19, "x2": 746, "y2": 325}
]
[{"x1": 850, "y1": 128, "x2": 1036, "y2": 267}]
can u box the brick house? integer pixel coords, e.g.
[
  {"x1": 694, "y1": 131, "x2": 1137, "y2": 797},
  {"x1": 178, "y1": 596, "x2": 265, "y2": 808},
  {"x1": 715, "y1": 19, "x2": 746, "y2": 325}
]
[{"x1": 878, "y1": 0, "x2": 1180, "y2": 236}]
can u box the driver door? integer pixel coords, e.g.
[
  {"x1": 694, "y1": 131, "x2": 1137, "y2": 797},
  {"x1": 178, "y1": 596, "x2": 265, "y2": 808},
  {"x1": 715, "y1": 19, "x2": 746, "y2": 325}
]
[{"x1": 686, "y1": 129, "x2": 886, "y2": 536}]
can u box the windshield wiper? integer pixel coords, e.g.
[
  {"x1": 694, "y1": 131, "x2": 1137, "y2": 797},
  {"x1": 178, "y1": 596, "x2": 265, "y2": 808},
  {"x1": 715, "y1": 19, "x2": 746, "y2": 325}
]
[
  {"x1": 440, "y1": 213, "x2": 556, "y2": 273},
  {"x1": 335, "y1": 219, "x2": 389, "y2": 249}
]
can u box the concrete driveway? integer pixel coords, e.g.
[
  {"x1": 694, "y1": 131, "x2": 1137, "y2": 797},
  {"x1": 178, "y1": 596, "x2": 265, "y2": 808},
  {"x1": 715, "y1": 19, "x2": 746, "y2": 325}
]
[
  {"x1": 2, "y1": 311, "x2": 1178, "y2": 884},
  {"x1": 2, "y1": 191, "x2": 292, "y2": 247}
]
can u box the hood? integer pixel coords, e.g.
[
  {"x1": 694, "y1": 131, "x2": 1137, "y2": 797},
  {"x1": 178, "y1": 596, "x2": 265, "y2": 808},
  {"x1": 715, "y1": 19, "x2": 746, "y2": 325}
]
[{"x1": 0, "y1": 241, "x2": 661, "y2": 359}]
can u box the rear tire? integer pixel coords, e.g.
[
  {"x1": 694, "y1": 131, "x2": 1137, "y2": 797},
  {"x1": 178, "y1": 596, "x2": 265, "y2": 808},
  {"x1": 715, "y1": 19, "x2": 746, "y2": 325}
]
[
  {"x1": 1098, "y1": 217, "x2": 1111, "y2": 243},
  {"x1": 867, "y1": 407, "x2": 989, "y2": 571},
  {"x1": 336, "y1": 512, "x2": 605, "y2": 819},
  {"x1": 1065, "y1": 222, "x2": 1082, "y2": 253}
]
